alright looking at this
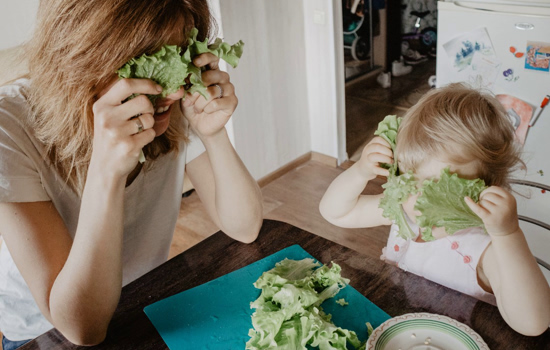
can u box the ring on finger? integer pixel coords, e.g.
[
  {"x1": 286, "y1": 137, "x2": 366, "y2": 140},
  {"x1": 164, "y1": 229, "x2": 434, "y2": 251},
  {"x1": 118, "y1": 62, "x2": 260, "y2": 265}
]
[
  {"x1": 214, "y1": 84, "x2": 224, "y2": 99},
  {"x1": 134, "y1": 116, "x2": 144, "y2": 134}
]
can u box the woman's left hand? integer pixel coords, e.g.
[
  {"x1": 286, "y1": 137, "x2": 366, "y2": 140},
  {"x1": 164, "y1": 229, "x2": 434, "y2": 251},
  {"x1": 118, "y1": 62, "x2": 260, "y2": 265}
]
[
  {"x1": 181, "y1": 53, "x2": 238, "y2": 139},
  {"x1": 465, "y1": 186, "x2": 520, "y2": 237}
]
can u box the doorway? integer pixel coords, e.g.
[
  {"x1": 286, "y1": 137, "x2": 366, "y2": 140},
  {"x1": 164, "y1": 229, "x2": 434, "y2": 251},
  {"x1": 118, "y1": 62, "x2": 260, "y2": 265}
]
[{"x1": 341, "y1": 0, "x2": 437, "y2": 161}]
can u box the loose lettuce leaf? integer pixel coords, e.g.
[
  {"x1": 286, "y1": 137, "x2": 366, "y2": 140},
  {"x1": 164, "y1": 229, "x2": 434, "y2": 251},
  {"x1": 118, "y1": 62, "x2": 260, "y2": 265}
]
[
  {"x1": 335, "y1": 298, "x2": 348, "y2": 306},
  {"x1": 246, "y1": 258, "x2": 364, "y2": 350},
  {"x1": 116, "y1": 27, "x2": 244, "y2": 104},
  {"x1": 415, "y1": 167, "x2": 487, "y2": 241}
]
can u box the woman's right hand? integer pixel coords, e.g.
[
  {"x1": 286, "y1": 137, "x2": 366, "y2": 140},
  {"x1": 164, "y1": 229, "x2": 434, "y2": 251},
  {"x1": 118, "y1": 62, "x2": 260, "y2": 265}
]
[
  {"x1": 91, "y1": 78, "x2": 161, "y2": 178},
  {"x1": 356, "y1": 136, "x2": 394, "y2": 179}
]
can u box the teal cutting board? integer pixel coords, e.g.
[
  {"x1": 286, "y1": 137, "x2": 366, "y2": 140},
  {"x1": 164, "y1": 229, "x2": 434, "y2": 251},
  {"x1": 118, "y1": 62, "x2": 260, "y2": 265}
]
[{"x1": 144, "y1": 244, "x2": 390, "y2": 349}]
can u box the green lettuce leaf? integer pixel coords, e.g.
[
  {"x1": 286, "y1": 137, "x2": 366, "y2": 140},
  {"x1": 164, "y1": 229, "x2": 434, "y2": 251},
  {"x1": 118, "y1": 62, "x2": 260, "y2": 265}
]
[
  {"x1": 375, "y1": 115, "x2": 418, "y2": 239},
  {"x1": 117, "y1": 45, "x2": 189, "y2": 102},
  {"x1": 373, "y1": 114, "x2": 400, "y2": 152},
  {"x1": 415, "y1": 167, "x2": 487, "y2": 241},
  {"x1": 378, "y1": 170, "x2": 418, "y2": 239},
  {"x1": 374, "y1": 115, "x2": 401, "y2": 172},
  {"x1": 246, "y1": 258, "x2": 364, "y2": 350},
  {"x1": 335, "y1": 298, "x2": 348, "y2": 306},
  {"x1": 375, "y1": 114, "x2": 487, "y2": 240},
  {"x1": 116, "y1": 27, "x2": 244, "y2": 104}
]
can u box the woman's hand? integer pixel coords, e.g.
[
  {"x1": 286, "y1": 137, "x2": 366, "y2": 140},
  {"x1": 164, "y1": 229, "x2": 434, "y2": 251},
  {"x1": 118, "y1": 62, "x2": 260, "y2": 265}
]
[
  {"x1": 181, "y1": 53, "x2": 238, "y2": 140},
  {"x1": 356, "y1": 136, "x2": 394, "y2": 179},
  {"x1": 91, "y1": 78, "x2": 160, "y2": 178},
  {"x1": 465, "y1": 186, "x2": 520, "y2": 237}
]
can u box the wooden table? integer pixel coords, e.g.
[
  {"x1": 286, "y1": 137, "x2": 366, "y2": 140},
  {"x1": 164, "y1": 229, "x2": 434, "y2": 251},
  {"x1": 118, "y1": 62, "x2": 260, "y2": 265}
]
[{"x1": 21, "y1": 219, "x2": 550, "y2": 349}]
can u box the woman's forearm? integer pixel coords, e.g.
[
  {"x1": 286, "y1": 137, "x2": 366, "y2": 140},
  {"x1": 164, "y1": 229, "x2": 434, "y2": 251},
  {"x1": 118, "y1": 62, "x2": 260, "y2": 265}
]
[
  {"x1": 490, "y1": 229, "x2": 550, "y2": 336},
  {"x1": 201, "y1": 129, "x2": 263, "y2": 242},
  {"x1": 49, "y1": 164, "x2": 126, "y2": 345}
]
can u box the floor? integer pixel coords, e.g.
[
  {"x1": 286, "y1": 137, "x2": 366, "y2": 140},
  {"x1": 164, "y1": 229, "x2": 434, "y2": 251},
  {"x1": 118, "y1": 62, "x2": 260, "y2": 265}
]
[{"x1": 345, "y1": 58, "x2": 436, "y2": 161}]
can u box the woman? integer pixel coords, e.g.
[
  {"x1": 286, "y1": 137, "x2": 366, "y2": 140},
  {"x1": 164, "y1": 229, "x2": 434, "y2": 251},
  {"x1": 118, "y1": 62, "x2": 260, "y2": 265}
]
[{"x1": 0, "y1": 0, "x2": 263, "y2": 347}]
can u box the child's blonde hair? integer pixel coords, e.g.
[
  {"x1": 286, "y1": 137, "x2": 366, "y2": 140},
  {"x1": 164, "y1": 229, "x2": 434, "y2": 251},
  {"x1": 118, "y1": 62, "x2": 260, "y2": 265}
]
[
  {"x1": 395, "y1": 83, "x2": 522, "y2": 188},
  {"x1": 26, "y1": 0, "x2": 214, "y2": 195}
]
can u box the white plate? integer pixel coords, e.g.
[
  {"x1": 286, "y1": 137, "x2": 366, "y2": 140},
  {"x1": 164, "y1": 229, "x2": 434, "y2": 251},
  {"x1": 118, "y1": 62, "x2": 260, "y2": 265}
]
[{"x1": 367, "y1": 313, "x2": 489, "y2": 350}]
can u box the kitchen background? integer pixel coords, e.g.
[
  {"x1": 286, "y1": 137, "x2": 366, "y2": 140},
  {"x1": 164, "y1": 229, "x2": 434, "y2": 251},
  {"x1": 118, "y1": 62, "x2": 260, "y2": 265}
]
[{"x1": 1, "y1": 1, "x2": 549, "y2": 345}]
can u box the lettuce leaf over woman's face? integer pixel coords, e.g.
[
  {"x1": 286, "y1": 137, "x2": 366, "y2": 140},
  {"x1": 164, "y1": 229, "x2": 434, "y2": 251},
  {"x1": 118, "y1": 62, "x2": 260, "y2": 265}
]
[
  {"x1": 116, "y1": 28, "x2": 244, "y2": 104},
  {"x1": 117, "y1": 45, "x2": 190, "y2": 102}
]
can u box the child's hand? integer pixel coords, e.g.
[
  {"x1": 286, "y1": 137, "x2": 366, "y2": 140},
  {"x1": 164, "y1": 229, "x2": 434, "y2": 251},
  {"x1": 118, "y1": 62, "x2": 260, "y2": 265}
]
[
  {"x1": 356, "y1": 136, "x2": 393, "y2": 179},
  {"x1": 465, "y1": 186, "x2": 520, "y2": 237}
]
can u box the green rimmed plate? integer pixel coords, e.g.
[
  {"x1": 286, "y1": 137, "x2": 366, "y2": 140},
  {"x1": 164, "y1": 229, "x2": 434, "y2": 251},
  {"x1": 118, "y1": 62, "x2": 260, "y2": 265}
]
[{"x1": 366, "y1": 313, "x2": 489, "y2": 350}]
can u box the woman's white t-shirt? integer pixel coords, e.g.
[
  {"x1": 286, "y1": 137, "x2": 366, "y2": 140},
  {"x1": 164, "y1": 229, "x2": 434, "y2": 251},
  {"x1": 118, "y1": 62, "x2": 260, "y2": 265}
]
[{"x1": 0, "y1": 79, "x2": 205, "y2": 341}]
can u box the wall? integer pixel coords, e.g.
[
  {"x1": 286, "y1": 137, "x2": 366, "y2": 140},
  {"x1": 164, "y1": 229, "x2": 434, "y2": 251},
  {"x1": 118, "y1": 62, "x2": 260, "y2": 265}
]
[
  {"x1": 220, "y1": 0, "x2": 343, "y2": 179},
  {"x1": 219, "y1": 0, "x2": 314, "y2": 180},
  {"x1": 303, "y1": 0, "x2": 344, "y2": 163},
  {"x1": 0, "y1": 0, "x2": 39, "y2": 50}
]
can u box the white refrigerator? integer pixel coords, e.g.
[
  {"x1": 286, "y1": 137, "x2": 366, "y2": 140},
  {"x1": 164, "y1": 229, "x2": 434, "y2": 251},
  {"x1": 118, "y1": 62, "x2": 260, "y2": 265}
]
[{"x1": 436, "y1": 0, "x2": 550, "y2": 281}]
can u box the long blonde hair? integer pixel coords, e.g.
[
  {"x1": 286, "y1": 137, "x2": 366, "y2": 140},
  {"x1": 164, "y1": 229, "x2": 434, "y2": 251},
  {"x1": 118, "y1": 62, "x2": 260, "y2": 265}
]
[
  {"x1": 395, "y1": 83, "x2": 522, "y2": 188},
  {"x1": 26, "y1": 0, "x2": 213, "y2": 194}
]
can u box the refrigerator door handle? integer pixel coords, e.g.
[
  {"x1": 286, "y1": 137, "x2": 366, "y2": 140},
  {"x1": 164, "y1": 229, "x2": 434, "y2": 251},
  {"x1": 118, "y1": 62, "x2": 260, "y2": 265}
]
[{"x1": 450, "y1": 1, "x2": 550, "y2": 17}]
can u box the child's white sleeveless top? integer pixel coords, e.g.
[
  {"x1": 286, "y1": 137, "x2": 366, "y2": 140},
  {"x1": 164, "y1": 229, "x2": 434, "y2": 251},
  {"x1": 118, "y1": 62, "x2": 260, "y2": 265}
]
[{"x1": 381, "y1": 214, "x2": 497, "y2": 306}]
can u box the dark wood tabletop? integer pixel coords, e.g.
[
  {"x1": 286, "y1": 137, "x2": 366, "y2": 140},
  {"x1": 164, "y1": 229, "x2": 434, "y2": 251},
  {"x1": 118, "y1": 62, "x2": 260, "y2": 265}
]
[{"x1": 21, "y1": 219, "x2": 550, "y2": 350}]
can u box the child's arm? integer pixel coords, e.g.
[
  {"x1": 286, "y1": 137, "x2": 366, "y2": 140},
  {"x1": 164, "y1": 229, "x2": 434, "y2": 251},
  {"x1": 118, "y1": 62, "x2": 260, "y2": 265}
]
[
  {"x1": 466, "y1": 187, "x2": 550, "y2": 336},
  {"x1": 319, "y1": 137, "x2": 393, "y2": 228}
]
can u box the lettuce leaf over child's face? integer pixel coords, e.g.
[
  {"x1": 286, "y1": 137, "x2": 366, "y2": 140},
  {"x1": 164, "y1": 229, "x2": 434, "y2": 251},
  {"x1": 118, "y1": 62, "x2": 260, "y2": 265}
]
[
  {"x1": 415, "y1": 168, "x2": 487, "y2": 241},
  {"x1": 375, "y1": 115, "x2": 487, "y2": 240}
]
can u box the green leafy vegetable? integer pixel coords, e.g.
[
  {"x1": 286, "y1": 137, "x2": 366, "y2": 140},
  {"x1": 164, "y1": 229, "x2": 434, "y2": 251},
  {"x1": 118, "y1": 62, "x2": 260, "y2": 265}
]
[
  {"x1": 117, "y1": 45, "x2": 190, "y2": 103},
  {"x1": 116, "y1": 28, "x2": 244, "y2": 163},
  {"x1": 379, "y1": 170, "x2": 418, "y2": 239},
  {"x1": 335, "y1": 298, "x2": 348, "y2": 306},
  {"x1": 375, "y1": 115, "x2": 487, "y2": 240},
  {"x1": 246, "y1": 258, "x2": 364, "y2": 350},
  {"x1": 117, "y1": 27, "x2": 244, "y2": 103},
  {"x1": 415, "y1": 168, "x2": 487, "y2": 241},
  {"x1": 375, "y1": 115, "x2": 418, "y2": 239},
  {"x1": 366, "y1": 322, "x2": 374, "y2": 337},
  {"x1": 374, "y1": 115, "x2": 401, "y2": 172},
  {"x1": 374, "y1": 115, "x2": 400, "y2": 152}
]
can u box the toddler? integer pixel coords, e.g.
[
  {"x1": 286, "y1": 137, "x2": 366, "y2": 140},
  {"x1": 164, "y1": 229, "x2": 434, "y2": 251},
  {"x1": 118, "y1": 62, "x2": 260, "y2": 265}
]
[{"x1": 320, "y1": 83, "x2": 550, "y2": 336}]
